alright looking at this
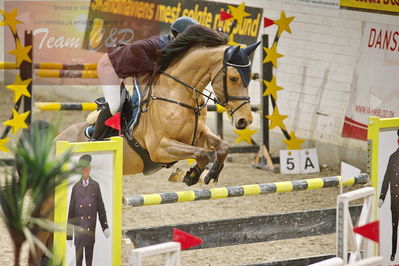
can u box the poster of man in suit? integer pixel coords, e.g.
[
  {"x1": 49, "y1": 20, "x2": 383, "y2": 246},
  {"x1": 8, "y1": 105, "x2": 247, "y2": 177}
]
[
  {"x1": 66, "y1": 153, "x2": 114, "y2": 266},
  {"x1": 378, "y1": 128, "x2": 399, "y2": 264}
]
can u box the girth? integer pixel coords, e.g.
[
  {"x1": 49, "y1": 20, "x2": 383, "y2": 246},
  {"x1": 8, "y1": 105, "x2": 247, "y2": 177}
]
[{"x1": 123, "y1": 133, "x2": 175, "y2": 176}]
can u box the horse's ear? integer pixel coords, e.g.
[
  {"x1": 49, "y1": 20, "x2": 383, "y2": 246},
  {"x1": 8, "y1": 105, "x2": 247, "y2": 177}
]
[
  {"x1": 244, "y1": 41, "x2": 261, "y2": 56},
  {"x1": 227, "y1": 45, "x2": 241, "y2": 61}
]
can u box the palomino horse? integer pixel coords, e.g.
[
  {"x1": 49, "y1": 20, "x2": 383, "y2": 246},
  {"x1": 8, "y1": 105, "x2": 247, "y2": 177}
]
[
  {"x1": 56, "y1": 29, "x2": 260, "y2": 186},
  {"x1": 30, "y1": 26, "x2": 260, "y2": 264}
]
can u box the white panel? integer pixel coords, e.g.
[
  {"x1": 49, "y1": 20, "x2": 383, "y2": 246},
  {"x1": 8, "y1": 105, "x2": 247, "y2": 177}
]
[
  {"x1": 300, "y1": 148, "x2": 320, "y2": 173},
  {"x1": 279, "y1": 150, "x2": 301, "y2": 174}
]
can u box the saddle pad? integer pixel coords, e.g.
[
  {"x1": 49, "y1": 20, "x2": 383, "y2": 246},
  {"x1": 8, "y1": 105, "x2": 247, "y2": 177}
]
[{"x1": 84, "y1": 79, "x2": 142, "y2": 139}]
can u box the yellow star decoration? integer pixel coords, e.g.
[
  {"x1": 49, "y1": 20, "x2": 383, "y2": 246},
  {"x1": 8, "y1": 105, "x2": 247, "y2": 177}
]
[
  {"x1": 216, "y1": 104, "x2": 226, "y2": 113},
  {"x1": 234, "y1": 127, "x2": 258, "y2": 144},
  {"x1": 228, "y1": 2, "x2": 250, "y2": 25},
  {"x1": 8, "y1": 39, "x2": 32, "y2": 67},
  {"x1": 263, "y1": 43, "x2": 283, "y2": 67},
  {"x1": 266, "y1": 106, "x2": 287, "y2": 130},
  {"x1": 0, "y1": 9, "x2": 23, "y2": 34},
  {"x1": 274, "y1": 11, "x2": 295, "y2": 37},
  {"x1": 283, "y1": 131, "x2": 304, "y2": 150},
  {"x1": 0, "y1": 138, "x2": 11, "y2": 153},
  {"x1": 7, "y1": 75, "x2": 32, "y2": 103},
  {"x1": 263, "y1": 76, "x2": 283, "y2": 100},
  {"x1": 3, "y1": 109, "x2": 30, "y2": 134}
]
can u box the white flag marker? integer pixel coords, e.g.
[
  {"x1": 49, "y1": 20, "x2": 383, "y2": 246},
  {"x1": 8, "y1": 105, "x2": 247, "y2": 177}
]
[{"x1": 340, "y1": 162, "x2": 361, "y2": 194}]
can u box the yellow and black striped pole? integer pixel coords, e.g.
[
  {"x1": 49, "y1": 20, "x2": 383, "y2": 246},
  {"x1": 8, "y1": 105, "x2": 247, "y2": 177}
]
[
  {"x1": 123, "y1": 174, "x2": 368, "y2": 207},
  {"x1": 0, "y1": 61, "x2": 18, "y2": 69},
  {"x1": 35, "y1": 102, "x2": 97, "y2": 111},
  {"x1": 35, "y1": 102, "x2": 259, "y2": 112},
  {"x1": 34, "y1": 62, "x2": 97, "y2": 70},
  {"x1": 36, "y1": 69, "x2": 98, "y2": 78}
]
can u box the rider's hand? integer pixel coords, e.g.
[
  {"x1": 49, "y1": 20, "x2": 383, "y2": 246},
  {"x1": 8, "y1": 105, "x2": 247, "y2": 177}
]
[{"x1": 104, "y1": 228, "x2": 110, "y2": 238}]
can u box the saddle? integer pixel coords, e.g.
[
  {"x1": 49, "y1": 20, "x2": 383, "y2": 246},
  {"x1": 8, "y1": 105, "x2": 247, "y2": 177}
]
[{"x1": 84, "y1": 80, "x2": 175, "y2": 175}]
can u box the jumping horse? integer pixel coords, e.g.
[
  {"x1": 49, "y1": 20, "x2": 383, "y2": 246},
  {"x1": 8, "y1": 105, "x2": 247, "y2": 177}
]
[
  {"x1": 57, "y1": 26, "x2": 260, "y2": 186},
  {"x1": 30, "y1": 25, "x2": 260, "y2": 264}
]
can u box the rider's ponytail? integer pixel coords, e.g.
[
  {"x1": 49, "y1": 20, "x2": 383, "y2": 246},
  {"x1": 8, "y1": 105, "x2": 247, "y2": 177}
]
[{"x1": 159, "y1": 25, "x2": 228, "y2": 71}]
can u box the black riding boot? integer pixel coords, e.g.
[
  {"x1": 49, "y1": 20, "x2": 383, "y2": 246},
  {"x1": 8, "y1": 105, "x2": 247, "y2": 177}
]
[{"x1": 91, "y1": 105, "x2": 113, "y2": 141}]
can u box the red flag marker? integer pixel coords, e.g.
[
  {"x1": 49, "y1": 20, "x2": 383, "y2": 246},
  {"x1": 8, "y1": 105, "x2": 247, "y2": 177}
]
[
  {"x1": 263, "y1": 17, "x2": 275, "y2": 28},
  {"x1": 353, "y1": 221, "x2": 379, "y2": 243},
  {"x1": 220, "y1": 10, "x2": 233, "y2": 21},
  {"x1": 172, "y1": 228, "x2": 203, "y2": 250},
  {"x1": 105, "y1": 112, "x2": 121, "y2": 134}
]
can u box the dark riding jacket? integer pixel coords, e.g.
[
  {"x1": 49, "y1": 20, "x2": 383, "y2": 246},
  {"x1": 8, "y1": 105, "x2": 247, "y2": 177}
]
[
  {"x1": 67, "y1": 177, "x2": 108, "y2": 247},
  {"x1": 107, "y1": 34, "x2": 171, "y2": 78},
  {"x1": 380, "y1": 148, "x2": 399, "y2": 211}
]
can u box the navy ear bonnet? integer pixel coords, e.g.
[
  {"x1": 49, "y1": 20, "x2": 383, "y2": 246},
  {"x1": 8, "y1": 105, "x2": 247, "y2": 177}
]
[{"x1": 224, "y1": 41, "x2": 261, "y2": 87}]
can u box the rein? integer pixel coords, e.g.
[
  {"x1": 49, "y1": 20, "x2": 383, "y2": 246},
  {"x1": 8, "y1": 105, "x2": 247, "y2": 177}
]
[
  {"x1": 138, "y1": 46, "x2": 251, "y2": 146},
  {"x1": 140, "y1": 71, "x2": 212, "y2": 146}
]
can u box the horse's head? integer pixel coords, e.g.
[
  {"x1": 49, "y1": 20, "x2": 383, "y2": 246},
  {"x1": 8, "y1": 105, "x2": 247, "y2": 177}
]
[{"x1": 211, "y1": 42, "x2": 261, "y2": 130}]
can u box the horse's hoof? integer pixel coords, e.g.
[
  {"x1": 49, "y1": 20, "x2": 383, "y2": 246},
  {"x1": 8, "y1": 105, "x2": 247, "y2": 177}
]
[
  {"x1": 183, "y1": 165, "x2": 202, "y2": 186},
  {"x1": 204, "y1": 174, "x2": 218, "y2": 185},
  {"x1": 204, "y1": 162, "x2": 224, "y2": 185},
  {"x1": 168, "y1": 168, "x2": 184, "y2": 182}
]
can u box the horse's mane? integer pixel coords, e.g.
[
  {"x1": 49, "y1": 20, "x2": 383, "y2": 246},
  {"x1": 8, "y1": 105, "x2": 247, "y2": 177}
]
[{"x1": 159, "y1": 25, "x2": 228, "y2": 71}]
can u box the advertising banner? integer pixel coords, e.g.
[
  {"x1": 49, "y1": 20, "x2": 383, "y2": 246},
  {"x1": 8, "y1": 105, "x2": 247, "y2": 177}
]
[
  {"x1": 84, "y1": 0, "x2": 263, "y2": 52},
  {"x1": 369, "y1": 117, "x2": 399, "y2": 265},
  {"x1": 340, "y1": 0, "x2": 399, "y2": 14},
  {"x1": 342, "y1": 22, "x2": 399, "y2": 141},
  {"x1": 54, "y1": 137, "x2": 123, "y2": 266}
]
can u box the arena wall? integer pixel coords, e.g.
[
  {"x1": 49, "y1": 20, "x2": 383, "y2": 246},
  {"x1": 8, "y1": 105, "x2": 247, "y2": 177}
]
[{"x1": 209, "y1": 0, "x2": 399, "y2": 169}]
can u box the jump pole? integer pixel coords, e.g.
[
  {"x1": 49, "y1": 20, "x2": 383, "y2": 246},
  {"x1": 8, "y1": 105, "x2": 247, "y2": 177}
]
[{"x1": 123, "y1": 174, "x2": 368, "y2": 207}]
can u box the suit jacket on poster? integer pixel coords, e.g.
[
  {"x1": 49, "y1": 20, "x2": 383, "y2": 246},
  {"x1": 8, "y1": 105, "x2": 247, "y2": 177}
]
[
  {"x1": 380, "y1": 148, "x2": 399, "y2": 211},
  {"x1": 67, "y1": 177, "x2": 109, "y2": 247}
]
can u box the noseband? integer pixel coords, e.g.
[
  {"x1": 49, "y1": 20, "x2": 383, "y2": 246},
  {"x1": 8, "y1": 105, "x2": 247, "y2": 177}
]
[{"x1": 211, "y1": 47, "x2": 251, "y2": 117}]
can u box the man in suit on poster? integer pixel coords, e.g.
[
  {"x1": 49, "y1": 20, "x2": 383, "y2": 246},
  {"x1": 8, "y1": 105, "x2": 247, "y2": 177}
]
[
  {"x1": 379, "y1": 129, "x2": 399, "y2": 261},
  {"x1": 67, "y1": 154, "x2": 110, "y2": 266}
]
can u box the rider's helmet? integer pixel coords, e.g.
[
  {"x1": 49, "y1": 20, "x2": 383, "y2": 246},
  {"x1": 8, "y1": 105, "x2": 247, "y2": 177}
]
[{"x1": 171, "y1": 16, "x2": 198, "y2": 37}]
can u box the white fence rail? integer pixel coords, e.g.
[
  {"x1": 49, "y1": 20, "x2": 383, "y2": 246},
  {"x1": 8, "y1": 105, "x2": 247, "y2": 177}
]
[
  {"x1": 337, "y1": 187, "x2": 376, "y2": 264},
  {"x1": 129, "y1": 242, "x2": 181, "y2": 266}
]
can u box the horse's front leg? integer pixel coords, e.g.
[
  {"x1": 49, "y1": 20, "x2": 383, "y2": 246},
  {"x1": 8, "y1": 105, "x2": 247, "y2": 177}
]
[
  {"x1": 199, "y1": 126, "x2": 229, "y2": 184},
  {"x1": 149, "y1": 137, "x2": 210, "y2": 186}
]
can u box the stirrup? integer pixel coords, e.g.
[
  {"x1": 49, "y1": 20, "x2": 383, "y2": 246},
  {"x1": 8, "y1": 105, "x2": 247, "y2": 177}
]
[{"x1": 84, "y1": 126, "x2": 93, "y2": 139}]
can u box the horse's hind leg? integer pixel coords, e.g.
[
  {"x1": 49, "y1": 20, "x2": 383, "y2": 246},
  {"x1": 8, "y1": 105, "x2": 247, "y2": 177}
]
[
  {"x1": 149, "y1": 137, "x2": 210, "y2": 186},
  {"x1": 199, "y1": 126, "x2": 229, "y2": 184}
]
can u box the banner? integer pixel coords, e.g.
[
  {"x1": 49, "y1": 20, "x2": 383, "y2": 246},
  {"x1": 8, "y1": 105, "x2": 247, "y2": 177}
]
[
  {"x1": 368, "y1": 117, "x2": 399, "y2": 265},
  {"x1": 54, "y1": 137, "x2": 123, "y2": 266},
  {"x1": 340, "y1": 0, "x2": 399, "y2": 14},
  {"x1": 2, "y1": 0, "x2": 262, "y2": 85},
  {"x1": 84, "y1": 0, "x2": 263, "y2": 52},
  {"x1": 342, "y1": 22, "x2": 399, "y2": 141}
]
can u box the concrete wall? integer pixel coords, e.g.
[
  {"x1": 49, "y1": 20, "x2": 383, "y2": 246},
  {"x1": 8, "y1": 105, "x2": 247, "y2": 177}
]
[{"x1": 209, "y1": 0, "x2": 399, "y2": 169}]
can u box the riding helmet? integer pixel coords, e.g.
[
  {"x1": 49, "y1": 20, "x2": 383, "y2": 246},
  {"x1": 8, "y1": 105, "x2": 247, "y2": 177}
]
[{"x1": 171, "y1": 16, "x2": 198, "y2": 36}]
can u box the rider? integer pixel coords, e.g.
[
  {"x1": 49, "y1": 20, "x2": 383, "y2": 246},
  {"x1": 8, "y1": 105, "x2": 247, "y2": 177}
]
[{"x1": 92, "y1": 16, "x2": 199, "y2": 140}]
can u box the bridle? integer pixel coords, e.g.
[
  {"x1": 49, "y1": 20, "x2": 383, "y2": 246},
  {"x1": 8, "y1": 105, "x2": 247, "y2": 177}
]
[
  {"x1": 139, "y1": 46, "x2": 252, "y2": 145},
  {"x1": 211, "y1": 47, "x2": 251, "y2": 117}
]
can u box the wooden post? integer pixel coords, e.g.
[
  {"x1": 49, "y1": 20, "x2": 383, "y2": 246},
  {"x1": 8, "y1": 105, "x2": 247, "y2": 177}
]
[
  {"x1": 21, "y1": 30, "x2": 33, "y2": 125},
  {"x1": 262, "y1": 34, "x2": 272, "y2": 151},
  {"x1": 253, "y1": 34, "x2": 275, "y2": 170}
]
